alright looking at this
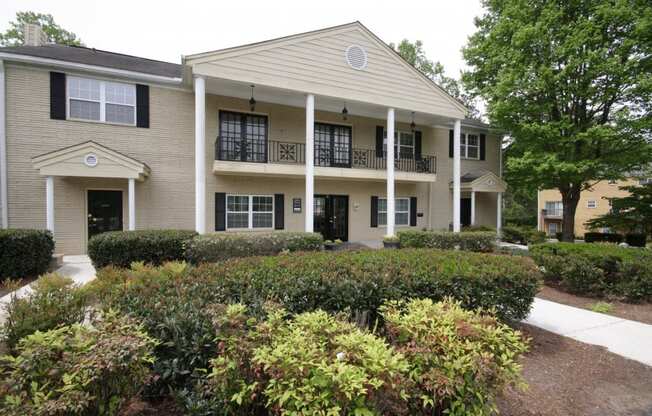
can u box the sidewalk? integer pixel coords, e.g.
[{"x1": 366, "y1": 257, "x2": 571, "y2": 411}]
[{"x1": 525, "y1": 297, "x2": 652, "y2": 366}]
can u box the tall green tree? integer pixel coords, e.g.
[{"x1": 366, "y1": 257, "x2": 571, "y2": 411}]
[
  {"x1": 0, "y1": 12, "x2": 83, "y2": 46},
  {"x1": 585, "y1": 181, "x2": 652, "y2": 236},
  {"x1": 392, "y1": 39, "x2": 480, "y2": 118},
  {"x1": 463, "y1": 0, "x2": 652, "y2": 241}
]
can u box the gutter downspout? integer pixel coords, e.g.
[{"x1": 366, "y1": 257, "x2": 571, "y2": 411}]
[{"x1": 0, "y1": 60, "x2": 7, "y2": 228}]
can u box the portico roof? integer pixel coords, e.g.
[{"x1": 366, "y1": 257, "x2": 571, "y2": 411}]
[
  {"x1": 450, "y1": 170, "x2": 507, "y2": 193},
  {"x1": 32, "y1": 141, "x2": 150, "y2": 181}
]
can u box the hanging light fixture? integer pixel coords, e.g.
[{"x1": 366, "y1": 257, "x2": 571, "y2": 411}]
[
  {"x1": 249, "y1": 85, "x2": 256, "y2": 111},
  {"x1": 410, "y1": 111, "x2": 416, "y2": 132},
  {"x1": 342, "y1": 103, "x2": 349, "y2": 121}
]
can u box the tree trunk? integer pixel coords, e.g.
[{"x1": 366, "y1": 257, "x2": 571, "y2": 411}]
[{"x1": 560, "y1": 186, "x2": 581, "y2": 242}]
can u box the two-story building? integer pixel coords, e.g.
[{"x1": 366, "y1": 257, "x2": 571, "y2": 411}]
[{"x1": 0, "y1": 22, "x2": 506, "y2": 254}]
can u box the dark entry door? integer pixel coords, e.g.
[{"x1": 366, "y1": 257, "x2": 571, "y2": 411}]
[
  {"x1": 88, "y1": 190, "x2": 123, "y2": 239},
  {"x1": 461, "y1": 198, "x2": 472, "y2": 227},
  {"x1": 313, "y1": 195, "x2": 349, "y2": 241}
]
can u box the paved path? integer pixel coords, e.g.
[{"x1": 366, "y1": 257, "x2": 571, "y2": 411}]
[{"x1": 525, "y1": 297, "x2": 652, "y2": 366}]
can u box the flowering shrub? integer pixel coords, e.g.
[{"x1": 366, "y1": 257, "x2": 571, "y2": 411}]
[
  {"x1": 397, "y1": 230, "x2": 497, "y2": 252},
  {"x1": 0, "y1": 311, "x2": 157, "y2": 416}
]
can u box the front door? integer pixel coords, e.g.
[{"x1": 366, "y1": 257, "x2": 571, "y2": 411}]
[
  {"x1": 461, "y1": 198, "x2": 472, "y2": 227},
  {"x1": 88, "y1": 190, "x2": 123, "y2": 239},
  {"x1": 314, "y1": 195, "x2": 349, "y2": 241}
]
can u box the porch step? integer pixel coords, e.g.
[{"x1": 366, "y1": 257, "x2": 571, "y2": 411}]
[{"x1": 49, "y1": 253, "x2": 65, "y2": 272}]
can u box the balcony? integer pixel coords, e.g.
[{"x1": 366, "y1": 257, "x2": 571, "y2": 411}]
[
  {"x1": 213, "y1": 137, "x2": 437, "y2": 183},
  {"x1": 541, "y1": 208, "x2": 563, "y2": 218}
]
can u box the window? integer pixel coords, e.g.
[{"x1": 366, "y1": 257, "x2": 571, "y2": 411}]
[
  {"x1": 67, "y1": 76, "x2": 136, "y2": 125},
  {"x1": 315, "y1": 123, "x2": 351, "y2": 167},
  {"x1": 378, "y1": 197, "x2": 410, "y2": 226},
  {"x1": 383, "y1": 131, "x2": 414, "y2": 159},
  {"x1": 226, "y1": 195, "x2": 273, "y2": 229},
  {"x1": 587, "y1": 200, "x2": 597, "y2": 209},
  {"x1": 639, "y1": 178, "x2": 652, "y2": 185},
  {"x1": 218, "y1": 111, "x2": 268, "y2": 162},
  {"x1": 461, "y1": 133, "x2": 480, "y2": 160},
  {"x1": 544, "y1": 201, "x2": 563, "y2": 216},
  {"x1": 548, "y1": 222, "x2": 558, "y2": 236}
]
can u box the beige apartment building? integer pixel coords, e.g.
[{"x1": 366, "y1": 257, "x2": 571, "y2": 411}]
[
  {"x1": 537, "y1": 178, "x2": 647, "y2": 237},
  {"x1": 0, "y1": 22, "x2": 505, "y2": 254}
]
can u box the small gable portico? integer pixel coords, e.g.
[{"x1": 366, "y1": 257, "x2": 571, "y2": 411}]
[{"x1": 450, "y1": 170, "x2": 506, "y2": 229}]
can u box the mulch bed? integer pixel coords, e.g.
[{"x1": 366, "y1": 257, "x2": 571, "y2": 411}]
[
  {"x1": 497, "y1": 323, "x2": 652, "y2": 416},
  {"x1": 537, "y1": 285, "x2": 652, "y2": 325}
]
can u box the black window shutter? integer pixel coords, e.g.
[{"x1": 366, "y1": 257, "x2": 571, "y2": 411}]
[
  {"x1": 50, "y1": 72, "x2": 66, "y2": 120},
  {"x1": 410, "y1": 197, "x2": 417, "y2": 226},
  {"x1": 480, "y1": 133, "x2": 486, "y2": 160},
  {"x1": 375, "y1": 126, "x2": 384, "y2": 158},
  {"x1": 449, "y1": 130, "x2": 454, "y2": 158},
  {"x1": 215, "y1": 193, "x2": 226, "y2": 231},
  {"x1": 136, "y1": 84, "x2": 150, "y2": 128},
  {"x1": 274, "y1": 194, "x2": 284, "y2": 230},
  {"x1": 414, "y1": 131, "x2": 422, "y2": 160},
  {"x1": 370, "y1": 196, "x2": 378, "y2": 228}
]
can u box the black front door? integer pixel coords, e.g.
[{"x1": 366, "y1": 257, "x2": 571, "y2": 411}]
[
  {"x1": 314, "y1": 195, "x2": 349, "y2": 241},
  {"x1": 461, "y1": 198, "x2": 472, "y2": 227},
  {"x1": 88, "y1": 190, "x2": 123, "y2": 239}
]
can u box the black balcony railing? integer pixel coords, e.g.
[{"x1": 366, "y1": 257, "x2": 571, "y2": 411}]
[
  {"x1": 542, "y1": 209, "x2": 563, "y2": 217},
  {"x1": 216, "y1": 137, "x2": 436, "y2": 174}
]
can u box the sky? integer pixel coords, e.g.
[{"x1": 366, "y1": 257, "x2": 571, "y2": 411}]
[{"x1": 0, "y1": 0, "x2": 486, "y2": 80}]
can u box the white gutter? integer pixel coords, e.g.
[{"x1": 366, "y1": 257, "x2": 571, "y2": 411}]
[
  {"x1": 0, "y1": 60, "x2": 7, "y2": 228},
  {"x1": 0, "y1": 53, "x2": 183, "y2": 85}
]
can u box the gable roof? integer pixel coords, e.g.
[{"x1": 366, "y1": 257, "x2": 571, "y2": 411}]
[
  {"x1": 185, "y1": 22, "x2": 468, "y2": 118},
  {"x1": 0, "y1": 44, "x2": 182, "y2": 79},
  {"x1": 450, "y1": 170, "x2": 507, "y2": 192}
]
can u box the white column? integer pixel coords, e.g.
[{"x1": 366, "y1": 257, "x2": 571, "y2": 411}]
[
  {"x1": 194, "y1": 76, "x2": 206, "y2": 234},
  {"x1": 497, "y1": 192, "x2": 503, "y2": 233},
  {"x1": 453, "y1": 119, "x2": 462, "y2": 232},
  {"x1": 304, "y1": 94, "x2": 315, "y2": 232},
  {"x1": 0, "y1": 60, "x2": 7, "y2": 229},
  {"x1": 128, "y1": 178, "x2": 136, "y2": 230},
  {"x1": 45, "y1": 176, "x2": 54, "y2": 233},
  {"x1": 386, "y1": 108, "x2": 396, "y2": 236},
  {"x1": 470, "y1": 191, "x2": 476, "y2": 226}
]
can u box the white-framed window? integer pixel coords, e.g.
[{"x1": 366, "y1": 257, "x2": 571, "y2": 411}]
[
  {"x1": 378, "y1": 197, "x2": 410, "y2": 226},
  {"x1": 587, "y1": 200, "x2": 597, "y2": 209},
  {"x1": 544, "y1": 201, "x2": 563, "y2": 216},
  {"x1": 226, "y1": 195, "x2": 274, "y2": 230},
  {"x1": 383, "y1": 131, "x2": 414, "y2": 159},
  {"x1": 67, "y1": 76, "x2": 136, "y2": 125},
  {"x1": 461, "y1": 133, "x2": 480, "y2": 160}
]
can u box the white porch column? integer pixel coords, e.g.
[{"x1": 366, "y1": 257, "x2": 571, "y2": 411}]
[
  {"x1": 470, "y1": 191, "x2": 476, "y2": 226},
  {"x1": 386, "y1": 108, "x2": 395, "y2": 236},
  {"x1": 453, "y1": 119, "x2": 462, "y2": 232},
  {"x1": 194, "y1": 76, "x2": 206, "y2": 234},
  {"x1": 497, "y1": 192, "x2": 503, "y2": 233},
  {"x1": 0, "y1": 60, "x2": 7, "y2": 229},
  {"x1": 45, "y1": 176, "x2": 54, "y2": 233},
  {"x1": 305, "y1": 94, "x2": 315, "y2": 232},
  {"x1": 128, "y1": 178, "x2": 136, "y2": 230}
]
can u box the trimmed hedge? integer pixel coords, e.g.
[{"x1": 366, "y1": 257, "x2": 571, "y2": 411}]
[
  {"x1": 0, "y1": 229, "x2": 54, "y2": 280},
  {"x1": 625, "y1": 233, "x2": 647, "y2": 247},
  {"x1": 397, "y1": 230, "x2": 496, "y2": 252},
  {"x1": 530, "y1": 242, "x2": 652, "y2": 301},
  {"x1": 584, "y1": 232, "x2": 623, "y2": 244},
  {"x1": 88, "y1": 230, "x2": 197, "y2": 268},
  {"x1": 184, "y1": 232, "x2": 323, "y2": 264},
  {"x1": 501, "y1": 225, "x2": 547, "y2": 245}
]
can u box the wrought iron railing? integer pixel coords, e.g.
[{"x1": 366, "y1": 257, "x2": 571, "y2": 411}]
[
  {"x1": 542, "y1": 209, "x2": 563, "y2": 217},
  {"x1": 216, "y1": 137, "x2": 436, "y2": 174}
]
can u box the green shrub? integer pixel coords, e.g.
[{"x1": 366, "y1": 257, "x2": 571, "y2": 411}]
[
  {"x1": 0, "y1": 311, "x2": 157, "y2": 416},
  {"x1": 625, "y1": 233, "x2": 647, "y2": 247},
  {"x1": 0, "y1": 229, "x2": 54, "y2": 281},
  {"x1": 584, "y1": 232, "x2": 623, "y2": 243},
  {"x1": 382, "y1": 298, "x2": 528, "y2": 416},
  {"x1": 88, "y1": 229, "x2": 197, "y2": 268},
  {"x1": 530, "y1": 243, "x2": 652, "y2": 301},
  {"x1": 502, "y1": 225, "x2": 547, "y2": 245},
  {"x1": 462, "y1": 225, "x2": 496, "y2": 232},
  {"x1": 397, "y1": 230, "x2": 496, "y2": 252},
  {"x1": 1, "y1": 273, "x2": 87, "y2": 350},
  {"x1": 184, "y1": 231, "x2": 323, "y2": 264}
]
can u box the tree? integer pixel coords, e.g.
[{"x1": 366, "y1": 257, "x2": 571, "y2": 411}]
[
  {"x1": 585, "y1": 182, "x2": 652, "y2": 236},
  {"x1": 462, "y1": 0, "x2": 652, "y2": 241},
  {"x1": 392, "y1": 39, "x2": 480, "y2": 118},
  {"x1": 0, "y1": 11, "x2": 83, "y2": 47}
]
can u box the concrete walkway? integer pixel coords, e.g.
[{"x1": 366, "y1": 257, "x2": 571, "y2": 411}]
[{"x1": 525, "y1": 297, "x2": 652, "y2": 366}]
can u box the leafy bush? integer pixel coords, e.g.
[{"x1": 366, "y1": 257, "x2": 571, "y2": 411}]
[
  {"x1": 462, "y1": 225, "x2": 496, "y2": 232},
  {"x1": 88, "y1": 229, "x2": 197, "y2": 268},
  {"x1": 382, "y1": 298, "x2": 528, "y2": 416},
  {"x1": 0, "y1": 311, "x2": 157, "y2": 416},
  {"x1": 0, "y1": 229, "x2": 54, "y2": 281},
  {"x1": 625, "y1": 233, "x2": 647, "y2": 247},
  {"x1": 530, "y1": 243, "x2": 652, "y2": 301},
  {"x1": 502, "y1": 225, "x2": 547, "y2": 245},
  {"x1": 184, "y1": 231, "x2": 323, "y2": 264},
  {"x1": 584, "y1": 232, "x2": 623, "y2": 243},
  {"x1": 1, "y1": 273, "x2": 87, "y2": 350},
  {"x1": 397, "y1": 230, "x2": 496, "y2": 252}
]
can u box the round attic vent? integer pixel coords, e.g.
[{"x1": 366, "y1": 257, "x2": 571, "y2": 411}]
[{"x1": 345, "y1": 45, "x2": 368, "y2": 70}]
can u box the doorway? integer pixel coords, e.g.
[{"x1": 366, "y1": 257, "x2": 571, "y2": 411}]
[
  {"x1": 461, "y1": 198, "x2": 472, "y2": 227},
  {"x1": 314, "y1": 194, "x2": 349, "y2": 241},
  {"x1": 87, "y1": 190, "x2": 123, "y2": 240}
]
